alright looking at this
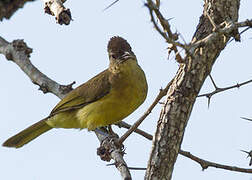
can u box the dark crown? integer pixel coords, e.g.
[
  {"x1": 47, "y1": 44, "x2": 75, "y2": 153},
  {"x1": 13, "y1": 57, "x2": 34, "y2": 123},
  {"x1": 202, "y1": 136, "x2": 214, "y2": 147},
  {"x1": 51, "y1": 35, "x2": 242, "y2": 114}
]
[{"x1": 107, "y1": 36, "x2": 132, "y2": 59}]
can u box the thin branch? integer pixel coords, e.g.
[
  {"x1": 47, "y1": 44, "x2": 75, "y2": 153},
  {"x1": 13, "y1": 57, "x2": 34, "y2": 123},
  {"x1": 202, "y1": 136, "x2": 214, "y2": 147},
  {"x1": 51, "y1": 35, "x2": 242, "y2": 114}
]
[
  {"x1": 0, "y1": 37, "x2": 74, "y2": 98},
  {"x1": 42, "y1": 0, "x2": 72, "y2": 25},
  {"x1": 241, "y1": 117, "x2": 252, "y2": 122},
  {"x1": 240, "y1": 150, "x2": 252, "y2": 166},
  {"x1": 118, "y1": 79, "x2": 174, "y2": 144},
  {"x1": 180, "y1": 150, "x2": 252, "y2": 173},
  {"x1": 228, "y1": 26, "x2": 251, "y2": 44},
  {"x1": 116, "y1": 121, "x2": 153, "y2": 140},
  {"x1": 103, "y1": 0, "x2": 120, "y2": 11},
  {"x1": 145, "y1": 0, "x2": 185, "y2": 63},
  {"x1": 198, "y1": 78, "x2": 252, "y2": 98},
  {"x1": 209, "y1": 74, "x2": 218, "y2": 89}
]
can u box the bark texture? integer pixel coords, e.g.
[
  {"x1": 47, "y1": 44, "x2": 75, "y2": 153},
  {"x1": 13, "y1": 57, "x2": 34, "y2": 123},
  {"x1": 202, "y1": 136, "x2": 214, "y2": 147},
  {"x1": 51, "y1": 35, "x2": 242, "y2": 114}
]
[
  {"x1": 0, "y1": 0, "x2": 35, "y2": 21},
  {"x1": 145, "y1": 1, "x2": 240, "y2": 179}
]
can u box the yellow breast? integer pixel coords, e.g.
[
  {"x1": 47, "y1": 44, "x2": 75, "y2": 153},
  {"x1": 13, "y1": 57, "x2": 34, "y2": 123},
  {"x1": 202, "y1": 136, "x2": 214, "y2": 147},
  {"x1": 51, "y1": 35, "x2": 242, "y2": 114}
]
[{"x1": 77, "y1": 59, "x2": 148, "y2": 130}]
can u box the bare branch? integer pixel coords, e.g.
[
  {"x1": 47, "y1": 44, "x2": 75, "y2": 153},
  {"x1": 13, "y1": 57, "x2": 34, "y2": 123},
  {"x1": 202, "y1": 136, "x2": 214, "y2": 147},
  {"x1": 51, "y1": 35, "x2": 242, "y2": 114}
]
[
  {"x1": 103, "y1": 0, "x2": 120, "y2": 11},
  {"x1": 240, "y1": 150, "x2": 252, "y2": 166},
  {"x1": 180, "y1": 150, "x2": 252, "y2": 173},
  {"x1": 145, "y1": 0, "x2": 184, "y2": 63},
  {"x1": 116, "y1": 121, "x2": 153, "y2": 140},
  {"x1": 241, "y1": 117, "x2": 252, "y2": 122},
  {"x1": 0, "y1": 0, "x2": 35, "y2": 21},
  {"x1": 198, "y1": 78, "x2": 252, "y2": 99},
  {"x1": 0, "y1": 37, "x2": 73, "y2": 99},
  {"x1": 42, "y1": 0, "x2": 72, "y2": 25},
  {"x1": 118, "y1": 79, "x2": 174, "y2": 144}
]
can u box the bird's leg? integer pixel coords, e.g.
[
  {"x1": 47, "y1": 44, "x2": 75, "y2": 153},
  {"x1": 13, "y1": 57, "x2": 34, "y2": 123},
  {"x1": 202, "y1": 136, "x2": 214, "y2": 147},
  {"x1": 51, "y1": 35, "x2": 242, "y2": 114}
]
[
  {"x1": 94, "y1": 128, "x2": 109, "y2": 137},
  {"x1": 108, "y1": 125, "x2": 118, "y2": 137}
]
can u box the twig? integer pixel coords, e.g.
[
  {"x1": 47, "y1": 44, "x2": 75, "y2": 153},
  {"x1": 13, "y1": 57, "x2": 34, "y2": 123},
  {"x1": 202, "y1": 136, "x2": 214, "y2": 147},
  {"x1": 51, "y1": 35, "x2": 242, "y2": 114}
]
[
  {"x1": 116, "y1": 121, "x2": 152, "y2": 140},
  {"x1": 107, "y1": 163, "x2": 146, "y2": 170},
  {"x1": 198, "y1": 78, "x2": 252, "y2": 99},
  {"x1": 240, "y1": 150, "x2": 252, "y2": 166},
  {"x1": 241, "y1": 117, "x2": 252, "y2": 122},
  {"x1": 118, "y1": 79, "x2": 174, "y2": 144},
  {"x1": 228, "y1": 27, "x2": 251, "y2": 44},
  {"x1": 103, "y1": 0, "x2": 120, "y2": 11},
  {"x1": 179, "y1": 150, "x2": 252, "y2": 173},
  {"x1": 42, "y1": 0, "x2": 72, "y2": 25},
  {"x1": 145, "y1": 0, "x2": 185, "y2": 63}
]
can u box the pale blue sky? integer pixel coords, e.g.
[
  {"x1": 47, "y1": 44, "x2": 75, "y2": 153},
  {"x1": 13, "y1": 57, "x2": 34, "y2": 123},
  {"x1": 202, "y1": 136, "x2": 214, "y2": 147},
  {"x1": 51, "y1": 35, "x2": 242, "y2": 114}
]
[{"x1": 1, "y1": 1, "x2": 252, "y2": 179}]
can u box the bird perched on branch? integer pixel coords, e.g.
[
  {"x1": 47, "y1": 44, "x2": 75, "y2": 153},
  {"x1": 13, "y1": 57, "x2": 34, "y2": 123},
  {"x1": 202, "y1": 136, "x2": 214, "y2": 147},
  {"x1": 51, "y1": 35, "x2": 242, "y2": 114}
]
[{"x1": 3, "y1": 36, "x2": 148, "y2": 148}]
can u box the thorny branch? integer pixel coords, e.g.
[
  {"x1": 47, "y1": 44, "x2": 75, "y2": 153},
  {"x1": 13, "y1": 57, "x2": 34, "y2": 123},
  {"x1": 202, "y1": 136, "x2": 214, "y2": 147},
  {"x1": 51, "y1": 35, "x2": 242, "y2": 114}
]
[
  {"x1": 198, "y1": 76, "x2": 252, "y2": 106},
  {"x1": 145, "y1": 0, "x2": 184, "y2": 63},
  {"x1": 240, "y1": 150, "x2": 252, "y2": 166},
  {"x1": 179, "y1": 150, "x2": 252, "y2": 173},
  {"x1": 119, "y1": 123, "x2": 252, "y2": 174}
]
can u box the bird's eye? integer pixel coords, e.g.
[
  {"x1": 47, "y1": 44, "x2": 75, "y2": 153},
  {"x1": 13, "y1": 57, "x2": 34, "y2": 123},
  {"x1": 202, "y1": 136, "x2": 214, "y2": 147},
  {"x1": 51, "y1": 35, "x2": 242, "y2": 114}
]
[{"x1": 112, "y1": 54, "x2": 116, "y2": 59}]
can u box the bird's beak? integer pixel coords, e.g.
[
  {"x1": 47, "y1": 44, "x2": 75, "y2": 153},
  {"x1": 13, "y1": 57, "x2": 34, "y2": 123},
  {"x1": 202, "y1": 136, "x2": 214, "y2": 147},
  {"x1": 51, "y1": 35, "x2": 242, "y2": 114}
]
[{"x1": 118, "y1": 51, "x2": 136, "y2": 63}]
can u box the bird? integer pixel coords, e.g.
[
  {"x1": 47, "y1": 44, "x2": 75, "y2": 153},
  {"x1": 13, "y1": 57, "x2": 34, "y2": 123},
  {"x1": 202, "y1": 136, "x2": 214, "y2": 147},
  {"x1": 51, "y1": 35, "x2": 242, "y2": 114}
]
[{"x1": 3, "y1": 36, "x2": 148, "y2": 148}]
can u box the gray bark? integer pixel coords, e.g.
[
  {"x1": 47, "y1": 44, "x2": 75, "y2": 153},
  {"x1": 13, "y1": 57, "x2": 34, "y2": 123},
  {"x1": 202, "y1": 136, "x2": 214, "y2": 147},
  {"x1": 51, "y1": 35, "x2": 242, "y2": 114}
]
[{"x1": 145, "y1": 1, "x2": 240, "y2": 179}]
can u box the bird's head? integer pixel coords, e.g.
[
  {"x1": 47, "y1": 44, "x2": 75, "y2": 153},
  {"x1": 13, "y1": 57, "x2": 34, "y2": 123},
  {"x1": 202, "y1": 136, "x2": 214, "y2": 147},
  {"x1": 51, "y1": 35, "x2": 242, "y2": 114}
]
[{"x1": 107, "y1": 36, "x2": 136, "y2": 64}]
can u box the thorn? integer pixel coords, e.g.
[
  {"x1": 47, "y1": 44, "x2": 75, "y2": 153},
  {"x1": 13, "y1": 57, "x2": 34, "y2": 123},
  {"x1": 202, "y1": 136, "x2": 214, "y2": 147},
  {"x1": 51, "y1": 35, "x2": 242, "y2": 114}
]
[
  {"x1": 106, "y1": 162, "x2": 116, "y2": 166},
  {"x1": 128, "y1": 167, "x2": 147, "y2": 170},
  {"x1": 209, "y1": 74, "x2": 218, "y2": 90},
  {"x1": 103, "y1": 0, "x2": 119, "y2": 11},
  {"x1": 241, "y1": 117, "x2": 252, "y2": 121},
  {"x1": 207, "y1": 95, "x2": 211, "y2": 108},
  {"x1": 240, "y1": 149, "x2": 252, "y2": 166}
]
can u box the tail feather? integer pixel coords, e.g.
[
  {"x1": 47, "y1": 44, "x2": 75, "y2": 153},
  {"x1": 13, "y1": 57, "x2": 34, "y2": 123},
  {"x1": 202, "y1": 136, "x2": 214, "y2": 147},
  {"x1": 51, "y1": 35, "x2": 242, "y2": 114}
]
[{"x1": 3, "y1": 118, "x2": 52, "y2": 148}]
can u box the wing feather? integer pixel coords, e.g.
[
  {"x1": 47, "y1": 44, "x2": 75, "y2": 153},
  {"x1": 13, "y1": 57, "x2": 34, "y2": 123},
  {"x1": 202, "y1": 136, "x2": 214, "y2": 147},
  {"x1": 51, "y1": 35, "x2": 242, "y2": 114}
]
[{"x1": 50, "y1": 69, "x2": 111, "y2": 116}]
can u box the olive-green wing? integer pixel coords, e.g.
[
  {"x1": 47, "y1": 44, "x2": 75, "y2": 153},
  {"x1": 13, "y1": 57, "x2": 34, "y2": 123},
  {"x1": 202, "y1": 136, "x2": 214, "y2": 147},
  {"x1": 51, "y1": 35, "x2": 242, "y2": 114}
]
[{"x1": 50, "y1": 69, "x2": 111, "y2": 116}]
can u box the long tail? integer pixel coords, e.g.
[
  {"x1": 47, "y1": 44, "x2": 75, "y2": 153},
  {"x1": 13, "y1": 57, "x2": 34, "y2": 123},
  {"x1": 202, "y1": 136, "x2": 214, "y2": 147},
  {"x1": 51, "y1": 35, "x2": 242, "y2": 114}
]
[{"x1": 3, "y1": 118, "x2": 52, "y2": 148}]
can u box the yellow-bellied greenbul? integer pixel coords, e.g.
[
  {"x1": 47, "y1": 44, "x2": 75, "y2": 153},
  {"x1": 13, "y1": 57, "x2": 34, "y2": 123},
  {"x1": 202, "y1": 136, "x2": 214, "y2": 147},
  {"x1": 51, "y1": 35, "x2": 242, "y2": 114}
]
[{"x1": 3, "y1": 36, "x2": 148, "y2": 148}]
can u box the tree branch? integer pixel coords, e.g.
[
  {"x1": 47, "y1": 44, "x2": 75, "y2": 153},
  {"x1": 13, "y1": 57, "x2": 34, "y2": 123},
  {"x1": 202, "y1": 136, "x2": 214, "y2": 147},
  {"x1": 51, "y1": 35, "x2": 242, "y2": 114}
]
[
  {"x1": 42, "y1": 0, "x2": 72, "y2": 25},
  {"x1": 145, "y1": 0, "x2": 184, "y2": 63},
  {"x1": 96, "y1": 131, "x2": 132, "y2": 180},
  {"x1": 180, "y1": 150, "x2": 252, "y2": 173},
  {"x1": 198, "y1": 77, "x2": 252, "y2": 103},
  {"x1": 0, "y1": 37, "x2": 73, "y2": 99},
  {"x1": 0, "y1": 0, "x2": 35, "y2": 21}
]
